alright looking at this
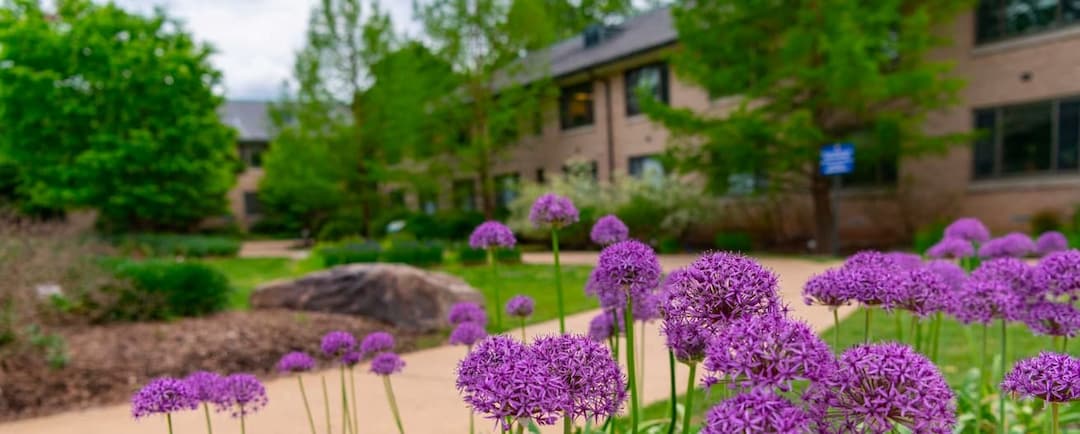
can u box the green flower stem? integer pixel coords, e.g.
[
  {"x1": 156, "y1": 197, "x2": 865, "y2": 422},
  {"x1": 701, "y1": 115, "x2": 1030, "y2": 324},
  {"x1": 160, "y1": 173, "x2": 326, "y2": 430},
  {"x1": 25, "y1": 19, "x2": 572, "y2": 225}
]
[
  {"x1": 667, "y1": 351, "x2": 677, "y2": 434},
  {"x1": 1065, "y1": 336, "x2": 1070, "y2": 352},
  {"x1": 240, "y1": 413, "x2": 247, "y2": 434},
  {"x1": 297, "y1": 376, "x2": 318, "y2": 434},
  {"x1": 1052, "y1": 402, "x2": 1060, "y2": 434},
  {"x1": 999, "y1": 319, "x2": 1007, "y2": 434},
  {"x1": 681, "y1": 363, "x2": 697, "y2": 434},
  {"x1": 167, "y1": 413, "x2": 174, "y2": 434},
  {"x1": 624, "y1": 297, "x2": 640, "y2": 433},
  {"x1": 339, "y1": 366, "x2": 351, "y2": 434},
  {"x1": 639, "y1": 322, "x2": 646, "y2": 399},
  {"x1": 977, "y1": 323, "x2": 987, "y2": 432},
  {"x1": 564, "y1": 414, "x2": 573, "y2": 434},
  {"x1": 552, "y1": 229, "x2": 565, "y2": 333},
  {"x1": 863, "y1": 307, "x2": 872, "y2": 343},
  {"x1": 203, "y1": 402, "x2": 214, "y2": 434},
  {"x1": 515, "y1": 423, "x2": 524, "y2": 434},
  {"x1": 895, "y1": 311, "x2": 904, "y2": 344},
  {"x1": 469, "y1": 410, "x2": 474, "y2": 434},
  {"x1": 322, "y1": 376, "x2": 331, "y2": 434},
  {"x1": 383, "y1": 376, "x2": 405, "y2": 434},
  {"x1": 832, "y1": 308, "x2": 840, "y2": 351},
  {"x1": 930, "y1": 313, "x2": 942, "y2": 362},
  {"x1": 520, "y1": 317, "x2": 526, "y2": 342},
  {"x1": 488, "y1": 249, "x2": 502, "y2": 331},
  {"x1": 348, "y1": 367, "x2": 359, "y2": 433}
]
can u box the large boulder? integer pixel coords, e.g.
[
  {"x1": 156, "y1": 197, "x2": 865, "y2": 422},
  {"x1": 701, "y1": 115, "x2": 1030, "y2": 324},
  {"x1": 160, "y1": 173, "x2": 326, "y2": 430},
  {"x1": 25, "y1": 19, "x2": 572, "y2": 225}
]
[{"x1": 250, "y1": 263, "x2": 484, "y2": 332}]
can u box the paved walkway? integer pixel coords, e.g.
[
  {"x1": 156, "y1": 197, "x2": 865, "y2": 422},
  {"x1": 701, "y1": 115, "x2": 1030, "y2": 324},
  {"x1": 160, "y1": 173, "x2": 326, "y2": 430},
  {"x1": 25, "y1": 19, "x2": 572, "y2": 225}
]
[
  {"x1": 0, "y1": 255, "x2": 845, "y2": 434},
  {"x1": 238, "y1": 239, "x2": 310, "y2": 259}
]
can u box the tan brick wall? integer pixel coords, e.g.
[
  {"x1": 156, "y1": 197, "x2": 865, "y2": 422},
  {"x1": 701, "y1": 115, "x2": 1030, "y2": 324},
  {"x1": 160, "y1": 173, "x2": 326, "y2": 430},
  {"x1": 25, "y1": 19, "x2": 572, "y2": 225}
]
[{"x1": 227, "y1": 167, "x2": 263, "y2": 229}]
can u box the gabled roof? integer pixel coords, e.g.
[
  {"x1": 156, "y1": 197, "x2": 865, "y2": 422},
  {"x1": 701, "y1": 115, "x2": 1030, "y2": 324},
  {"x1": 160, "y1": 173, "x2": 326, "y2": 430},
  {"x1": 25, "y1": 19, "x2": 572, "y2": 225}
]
[
  {"x1": 544, "y1": 7, "x2": 676, "y2": 79},
  {"x1": 219, "y1": 100, "x2": 272, "y2": 142}
]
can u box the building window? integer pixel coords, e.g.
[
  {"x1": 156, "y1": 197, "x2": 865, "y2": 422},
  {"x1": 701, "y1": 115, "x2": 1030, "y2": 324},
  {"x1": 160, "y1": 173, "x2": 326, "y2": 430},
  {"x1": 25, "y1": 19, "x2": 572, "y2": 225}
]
[
  {"x1": 239, "y1": 142, "x2": 267, "y2": 168},
  {"x1": 243, "y1": 191, "x2": 261, "y2": 216},
  {"x1": 536, "y1": 168, "x2": 546, "y2": 183},
  {"x1": 418, "y1": 189, "x2": 438, "y2": 215},
  {"x1": 452, "y1": 179, "x2": 476, "y2": 211},
  {"x1": 976, "y1": 0, "x2": 1080, "y2": 44},
  {"x1": 625, "y1": 63, "x2": 669, "y2": 116},
  {"x1": 973, "y1": 97, "x2": 1080, "y2": 179},
  {"x1": 628, "y1": 154, "x2": 666, "y2": 180},
  {"x1": 494, "y1": 173, "x2": 520, "y2": 213},
  {"x1": 559, "y1": 82, "x2": 594, "y2": 130}
]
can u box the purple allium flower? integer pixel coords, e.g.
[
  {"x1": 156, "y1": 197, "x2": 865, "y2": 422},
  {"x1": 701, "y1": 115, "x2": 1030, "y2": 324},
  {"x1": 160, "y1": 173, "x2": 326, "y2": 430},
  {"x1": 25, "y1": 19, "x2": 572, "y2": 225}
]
[
  {"x1": 1035, "y1": 250, "x2": 1080, "y2": 297},
  {"x1": 661, "y1": 316, "x2": 710, "y2": 364},
  {"x1": 703, "y1": 314, "x2": 835, "y2": 391},
  {"x1": 949, "y1": 279, "x2": 1023, "y2": 324},
  {"x1": 320, "y1": 331, "x2": 356, "y2": 357},
  {"x1": 591, "y1": 240, "x2": 662, "y2": 310},
  {"x1": 448, "y1": 302, "x2": 487, "y2": 326},
  {"x1": 590, "y1": 214, "x2": 629, "y2": 246},
  {"x1": 586, "y1": 310, "x2": 625, "y2": 342},
  {"x1": 926, "y1": 260, "x2": 966, "y2": 292},
  {"x1": 131, "y1": 377, "x2": 198, "y2": 419},
  {"x1": 528, "y1": 193, "x2": 579, "y2": 228},
  {"x1": 360, "y1": 331, "x2": 395, "y2": 356},
  {"x1": 456, "y1": 336, "x2": 566, "y2": 429},
  {"x1": 702, "y1": 389, "x2": 814, "y2": 434},
  {"x1": 885, "y1": 252, "x2": 923, "y2": 270},
  {"x1": 842, "y1": 264, "x2": 903, "y2": 309},
  {"x1": 468, "y1": 221, "x2": 516, "y2": 249},
  {"x1": 1036, "y1": 231, "x2": 1069, "y2": 256},
  {"x1": 449, "y1": 321, "x2": 488, "y2": 347},
  {"x1": 972, "y1": 257, "x2": 1039, "y2": 298},
  {"x1": 215, "y1": 374, "x2": 268, "y2": 418},
  {"x1": 184, "y1": 371, "x2": 224, "y2": 403},
  {"x1": 843, "y1": 250, "x2": 900, "y2": 270},
  {"x1": 1001, "y1": 352, "x2": 1080, "y2": 403},
  {"x1": 342, "y1": 351, "x2": 362, "y2": 366},
  {"x1": 663, "y1": 252, "x2": 781, "y2": 332},
  {"x1": 979, "y1": 232, "x2": 1036, "y2": 259},
  {"x1": 927, "y1": 237, "x2": 975, "y2": 259},
  {"x1": 802, "y1": 268, "x2": 855, "y2": 308},
  {"x1": 505, "y1": 295, "x2": 535, "y2": 318},
  {"x1": 944, "y1": 217, "x2": 990, "y2": 243},
  {"x1": 277, "y1": 351, "x2": 316, "y2": 373},
  {"x1": 807, "y1": 343, "x2": 956, "y2": 434},
  {"x1": 1024, "y1": 301, "x2": 1080, "y2": 338},
  {"x1": 894, "y1": 268, "x2": 951, "y2": 317},
  {"x1": 532, "y1": 334, "x2": 627, "y2": 422},
  {"x1": 370, "y1": 352, "x2": 405, "y2": 376}
]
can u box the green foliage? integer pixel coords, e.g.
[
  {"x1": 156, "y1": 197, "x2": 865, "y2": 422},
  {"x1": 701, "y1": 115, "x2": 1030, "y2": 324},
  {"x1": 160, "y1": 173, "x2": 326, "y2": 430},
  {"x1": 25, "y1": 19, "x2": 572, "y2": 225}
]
[
  {"x1": 0, "y1": 0, "x2": 237, "y2": 231},
  {"x1": 316, "y1": 214, "x2": 367, "y2": 242},
  {"x1": 456, "y1": 246, "x2": 523, "y2": 265},
  {"x1": 110, "y1": 234, "x2": 240, "y2": 258},
  {"x1": 714, "y1": 231, "x2": 753, "y2": 252},
  {"x1": 108, "y1": 259, "x2": 231, "y2": 321},
  {"x1": 316, "y1": 239, "x2": 382, "y2": 267},
  {"x1": 914, "y1": 220, "x2": 948, "y2": 253},
  {"x1": 379, "y1": 240, "x2": 444, "y2": 267},
  {"x1": 1029, "y1": 210, "x2": 1062, "y2": 235},
  {"x1": 373, "y1": 210, "x2": 485, "y2": 241},
  {"x1": 25, "y1": 324, "x2": 69, "y2": 370},
  {"x1": 442, "y1": 263, "x2": 595, "y2": 333}
]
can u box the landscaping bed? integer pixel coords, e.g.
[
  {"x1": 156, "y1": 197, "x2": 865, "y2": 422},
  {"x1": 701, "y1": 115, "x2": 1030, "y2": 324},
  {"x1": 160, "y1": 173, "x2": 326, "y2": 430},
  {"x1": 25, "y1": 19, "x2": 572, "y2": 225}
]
[{"x1": 0, "y1": 309, "x2": 435, "y2": 422}]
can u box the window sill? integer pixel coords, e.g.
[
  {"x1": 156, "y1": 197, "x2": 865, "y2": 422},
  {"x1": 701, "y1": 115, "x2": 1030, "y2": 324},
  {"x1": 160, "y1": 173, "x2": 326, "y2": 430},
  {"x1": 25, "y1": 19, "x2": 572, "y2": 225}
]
[
  {"x1": 968, "y1": 173, "x2": 1080, "y2": 193},
  {"x1": 560, "y1": 125, "x2": 597, "y2": 137},
  {"x1": 972, "y1": 24, "x2": 1080, "y2": 57}
]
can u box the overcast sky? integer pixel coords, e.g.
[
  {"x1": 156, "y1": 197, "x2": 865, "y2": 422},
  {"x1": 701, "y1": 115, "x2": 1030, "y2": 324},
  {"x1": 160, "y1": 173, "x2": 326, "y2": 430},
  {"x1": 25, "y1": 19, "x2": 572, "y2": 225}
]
[{"x1": 109, "y1": 0, "x2": 417, "y2": 101}]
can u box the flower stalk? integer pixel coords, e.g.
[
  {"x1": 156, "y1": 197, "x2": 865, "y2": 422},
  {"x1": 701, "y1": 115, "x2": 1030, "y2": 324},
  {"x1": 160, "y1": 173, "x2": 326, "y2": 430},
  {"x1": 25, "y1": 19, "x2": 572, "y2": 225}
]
[
  {"x1": 552, "y1": 228, "x2": 565, "y2": 333},
  {"x1": 681, "y1": 363, "x2": 697, "y2": 434},
  {"x1": 383, "y1": 376, "x2": 405, "y2": 434},
  {"x1": 296, "y1": 376, "x2": 317, "y2": 434},
  {"x1": 487, "y1": 248, "x2": 502, "y2": 331},
  {"x1": 624, "y1": 296, "x2": 640, "y2": 433},
  {"x1": 203, "y1": 403, "x2": 214, "y2": 434},
  {"x1": 667, "y1": 351, "x2": 677, "y2": 434}
]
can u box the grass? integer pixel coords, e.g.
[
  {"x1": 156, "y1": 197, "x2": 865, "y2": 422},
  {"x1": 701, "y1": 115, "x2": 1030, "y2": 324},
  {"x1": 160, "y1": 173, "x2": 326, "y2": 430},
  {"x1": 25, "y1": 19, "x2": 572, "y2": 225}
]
[{"x1": 200, "y1": 256, "x2": 324, "y2": 309}]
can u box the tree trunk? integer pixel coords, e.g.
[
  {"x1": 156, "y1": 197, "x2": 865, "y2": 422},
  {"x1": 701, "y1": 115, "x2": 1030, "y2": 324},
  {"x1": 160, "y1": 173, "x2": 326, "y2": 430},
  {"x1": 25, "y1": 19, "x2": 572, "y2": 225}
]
[{"x1": 810, "y1": 171, "x2": 835, "y2": 255}]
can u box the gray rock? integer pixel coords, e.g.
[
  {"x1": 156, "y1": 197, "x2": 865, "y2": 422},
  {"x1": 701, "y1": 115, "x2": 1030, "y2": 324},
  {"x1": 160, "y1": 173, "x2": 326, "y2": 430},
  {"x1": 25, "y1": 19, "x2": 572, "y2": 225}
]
[{"x1": 249, "y1": 263, "x2": 484, "y2": 332}]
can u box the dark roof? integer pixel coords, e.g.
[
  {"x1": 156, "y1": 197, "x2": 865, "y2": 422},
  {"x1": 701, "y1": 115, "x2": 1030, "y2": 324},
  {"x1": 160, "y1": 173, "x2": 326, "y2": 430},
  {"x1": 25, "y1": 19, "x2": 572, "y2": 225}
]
[{"x1": 219, "y1": 100, "x2": 272, "y2": 142}]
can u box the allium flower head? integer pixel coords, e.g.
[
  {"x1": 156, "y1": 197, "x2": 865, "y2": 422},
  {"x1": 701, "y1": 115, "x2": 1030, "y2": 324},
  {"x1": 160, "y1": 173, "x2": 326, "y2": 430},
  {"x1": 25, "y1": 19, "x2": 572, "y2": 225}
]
[
  {"x1": 184, "y1": 371, "x2": 224, "y2": 403},
  {"x1": 949, "y1": 279, "x2": 1022, "y2": 324},
  {"x1": 702, "y1": 389, "x2": 814, "y2": 434},
  {"x1": 132, "y1": 377, "x2": 198, "y2": 419},
  {"x1": 1036, "y1": 231, "x2": 1069, "y2": 256},
  {"x1": 807, "y1": 343, "x2": 956, "y2": 434},
  {"x1": 843, "y1": 250, "x2": 899, "y2": 270},
  {"x1": 591, "y1": 240, "x2": 662, "y2": 309},
  {"x1": 505, "y1": 295, "x2": 535, "y2": 318},
  {"x1": 1001, "y1": 352, "x2": 1080, "y2": 403},
  {"x1": 1035, "y1": 250, "x2": 1080, "y2": 297},
  {"x1": 448, "y1": 302, "x2": 487, "y2": 326},
  {"x1": 972, "y1": 257, "x2": 1039, "y2": 298},
  {"x1": 277, "y1": 351, "x2": 316, "y2": 373},
  {"x1": 842, "y1": 264, "x2": 903, "y2": 308},
  {"x1": 664, "y1": 252, "x2": 781, "y2": 331},
  {"x1": 342, "y1": 351, "x2": 362, "y2": 366},
  {"x1": 1024, "y1": 301, "x2": 1080, "y2": 338},
  {"x1": 926, "y1": 260, "x2": 966, "y2": 292},
  {"x1": 979, "y1": 232, "x2": 1036, "y2": 259},
  {"x1": 370, "y1": 352, "x2": 405, "y2": 376},
  {"x1": 449, "y1": 321, "x2": 488, "y2": 347},
  {"x1": 529, "y1": 193, "x2": 579, "y2": 228},
  {"x1": 944, "y1": 217, "x2": 990, "y2": 243},
  {"x1": 703, "y1": 314, "x2": 835, "y2": 391},
  {"x1": 590, "y1": 214, "x2": 629, "y2": 246},
  {"x1": 586, "y1": 310, "x2": 625, "y2": 342},
  {"x1": 360, "y1": 331, "x2": 395, "y2": 356},
  {"x1": 927, "y1": 237, "x2": 975, "y2": 259},
  {"x1": 802, "y1": 268, "x2": 855, "y2": 308},
  {"x1": 661, "y1": 316, "x2": 710, "y2": 364},
  {"x1": 216, "y1": 374, "x2": 268, "y2": 418},
  {"x1": 894, "y1": 268, "x2": 951, "y2": 317},
  {"x1": 468, "y1": 221, "x2": 516, "y2": 249},
  {"x1": 632, "y1": 290, "x2": 662, "y2": 322},
  {"x1": 456, "y1": 335, "x2": 566, "y2": 429},
  {"x1": 885, "y1": 252, "x2": 923, "y2": 270},
  {"x1": 532, "y1": 334, "x2": 627, "y2": 422},
  {"x1": 320, "y1": 331, "x2": 356, "y2": 357}
]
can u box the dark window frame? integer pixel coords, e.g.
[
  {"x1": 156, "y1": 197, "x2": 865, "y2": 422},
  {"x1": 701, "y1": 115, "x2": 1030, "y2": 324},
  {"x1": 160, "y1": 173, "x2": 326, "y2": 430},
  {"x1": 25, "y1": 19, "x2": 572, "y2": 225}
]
[
  {"x1": 624, "y1": 62, "x2": 669, "y2": 116},
  {"x1": 976, "y1": 0, "x2": 1080, "y2": 45},
  {"x1": 972, "y1": 96, "x2": 1080, "y2": 180},
  {"x1": 559, "y1": 82, "x2": 595, "y2": 130},
  {"x1": 243, "y1": 191, "x2": 261, "y2": 216}
]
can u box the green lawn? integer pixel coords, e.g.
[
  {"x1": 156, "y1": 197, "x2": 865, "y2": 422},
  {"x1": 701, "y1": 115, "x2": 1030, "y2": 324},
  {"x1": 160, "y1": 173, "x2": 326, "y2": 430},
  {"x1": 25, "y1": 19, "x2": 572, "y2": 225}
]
[{"x1": 200, "y1": 256, "x2": 324, "y2": 309}]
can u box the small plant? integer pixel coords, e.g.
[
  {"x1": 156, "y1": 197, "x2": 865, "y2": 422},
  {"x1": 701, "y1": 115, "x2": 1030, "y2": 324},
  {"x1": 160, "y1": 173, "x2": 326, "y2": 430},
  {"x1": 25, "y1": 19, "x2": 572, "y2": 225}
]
[{"x1": 25, "y1": 324, "x2": 69, "y2": 369}]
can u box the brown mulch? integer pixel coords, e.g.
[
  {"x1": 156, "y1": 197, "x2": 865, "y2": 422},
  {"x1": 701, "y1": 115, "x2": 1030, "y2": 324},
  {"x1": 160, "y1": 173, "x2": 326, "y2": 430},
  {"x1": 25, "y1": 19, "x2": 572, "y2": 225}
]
[{"x1": 0, "y1": 310, "x2": 436, "y2": 422}]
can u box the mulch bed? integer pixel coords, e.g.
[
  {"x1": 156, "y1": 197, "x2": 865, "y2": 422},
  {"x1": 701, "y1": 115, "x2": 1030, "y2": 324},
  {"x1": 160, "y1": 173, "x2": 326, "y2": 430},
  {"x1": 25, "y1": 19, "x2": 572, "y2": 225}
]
[{"x1": 0, "y1": 310, "x2": 435, "y2": 422}]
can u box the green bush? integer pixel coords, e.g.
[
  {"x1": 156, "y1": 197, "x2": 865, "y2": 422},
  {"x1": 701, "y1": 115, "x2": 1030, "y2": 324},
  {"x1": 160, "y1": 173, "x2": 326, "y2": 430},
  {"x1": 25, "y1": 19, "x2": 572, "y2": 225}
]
[
  {"x1": 317, "y1": 219, "x2": 366, "y2": 242},
  {"x1": 111, "y1": 233, "x2": 240, "y2": 258},
  {"x1": 108, "y1": 259, "x2": 230, "y2": 321},
  {"x1": 913, "y1": 220, "x2": 947, "y2": 254},
  {"x1": 317, "y1": 239, "x2": 382, "y2": 266},
  {"x1": 379, "y1": 240, "x2": 444, "y2": 267},
  {"x1": 456, "y1": 245, "x2": 523, "y2": 265},
  {"x1": 714, "y1": 231, "x2": 753, "y2": 252},
  {"x1": 658, "y1": 237, "x2": 681, "y2": 254},
  {"x1": 248, "y1": 215, "x2": 302, "y2": 238},
  {"x1": 1030, "y1": 209, "x2": 1062, "y2": 235}
]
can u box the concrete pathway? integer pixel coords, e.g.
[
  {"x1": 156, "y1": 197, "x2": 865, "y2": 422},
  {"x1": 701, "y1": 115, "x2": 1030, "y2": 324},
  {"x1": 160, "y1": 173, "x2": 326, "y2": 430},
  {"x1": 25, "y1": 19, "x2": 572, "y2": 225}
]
[
  {"x1": 0, "y1": 256, "x2": 845, "y2": 434},
  {"x1": 239, "y1": 240, "x2": 310, "y2": 259}
]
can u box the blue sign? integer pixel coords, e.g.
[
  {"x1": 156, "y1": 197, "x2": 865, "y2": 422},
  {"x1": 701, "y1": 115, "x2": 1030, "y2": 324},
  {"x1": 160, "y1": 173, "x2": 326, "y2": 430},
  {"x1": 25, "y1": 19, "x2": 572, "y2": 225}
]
[{"x1": 820, "y1": 143, "x2": 855, "y2": 176}]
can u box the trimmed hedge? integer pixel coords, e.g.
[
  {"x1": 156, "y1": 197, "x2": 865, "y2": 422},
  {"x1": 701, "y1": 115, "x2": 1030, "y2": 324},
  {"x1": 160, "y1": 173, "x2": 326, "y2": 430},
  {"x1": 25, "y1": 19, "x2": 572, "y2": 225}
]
[
  {"x1": 108, "y1": 260, "x2": 230, "y2": 321},
  {"x1": 380, "y1": 240, "x2": 444, "y2": 267},
  {"x1": 318, "y1": 240, "x2": 382, "y2": 267},
  {"x1": 111, "y1": 234, "x2": 240, "y2": 258},
  {"x1": 714, "y1": 231, "x2": 753, "y2": 252},
  {"x1": 456, "y1": 246, "x2": 523, "y2": 265}
]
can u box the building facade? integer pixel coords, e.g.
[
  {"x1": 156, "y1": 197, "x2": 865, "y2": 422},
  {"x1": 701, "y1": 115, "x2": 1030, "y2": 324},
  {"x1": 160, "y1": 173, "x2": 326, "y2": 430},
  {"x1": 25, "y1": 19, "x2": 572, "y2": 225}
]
[{"x1": 220, "y1": 100, "x2": 270, "y2": 229}]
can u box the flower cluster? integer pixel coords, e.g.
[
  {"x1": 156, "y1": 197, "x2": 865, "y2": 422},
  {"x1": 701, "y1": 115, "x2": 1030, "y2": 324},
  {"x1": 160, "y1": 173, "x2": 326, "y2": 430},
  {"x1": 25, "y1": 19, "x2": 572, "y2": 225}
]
[
  {"x1": 528, "y1": 193, "x2": 579, "y2": 228},
  {"x1": 926, "y1": 260, "x2": 965, "y2": 292},
  {"x1": 132, "y1": 377, "x2": 199, "y2": 419},
  {"x1": 943, "y1": 217, "x2": 990, "y2": 243},
  {"x1": 448, "y1": 321, "x2": 487, "y2": 347},
  {"x1": 185, "y1": 371, "x2": 225, "y2": 404},
  {"x1": 660, "y1": 316, "x2": 710, "y2": 364},
  {"x1": 277, "y1": 352, "x2": 316, "y2": 373},
  {"x1": 978, "y1": 232, "x2": 1036, "y2": 259},
  {"x1": 468, "y1": 221, "x2": 516, "y2": 249},
  {"x1": 841, "y1": 251, "x2": 904, "y2": 308},
  {"x1": 505, "y1": 295, "x2": 535, "y2": 318},
  {"x1": 807, "y1": 343, "x2": 956, "y2": 433},
  {"x1": 590, "y1": 240, "x2": 662, "y2": 309},
  {"x1": 456, "y1": 336, "x2": 567, "y2": 430},
  {"x1": 663, "y1": 252, "x2": 781, "y2": 331},
  {"x1": 802, "y1": 268, "x2": 856, "y2": 308},
  {"x1": 590, "y1": 214, "x2": 629, "y2": 246},
  {"x1": 360, "y1": 331, "x2": 395, "y2": 357},
  {"x1": 1023, "y1": 301, "x2": 1080, "y2": 338},
  {"x1": 587, "y1": 309, "x2": 625, "y2": 342},
  {"x1": 927, "y1": 237, "x2": 975, "y2": 259},
  {"x1": 320, "y1": 330, "x2": 356, "y2": 357},
  {"x1": 1036, "y1": 231, "x2": 1069, "y2": 256},
  {"x1": 531, "y1": 334, "x2": 626, "y2": 422},
  {"x1": 448, "y1": 302, "x2": 487, "y2": 326},
  {"x1": 1001, "y1": 352, "x2": 1080, "y2": 403},
  {"x1": 703, "y1": 314, "x2": 835, "y2": 391},
  {"x1": 949, "y1": 279, "x2": 1022, "y2": 324},
  {"x1": 893, "y1": 268, "x2": 950, "y2": 318},
  {"x1": 1035, "y1": 250, "x2": 1080, "y2": 297},
  {"x1": 702, "y1": 389, "x2": 814, "y2": 434},
  {"x1": 216, "y1": 374, "x2": 268, "y2": 418},
  {"x1": 370, "y1": 352, "x2": 406, "y2": 376}
]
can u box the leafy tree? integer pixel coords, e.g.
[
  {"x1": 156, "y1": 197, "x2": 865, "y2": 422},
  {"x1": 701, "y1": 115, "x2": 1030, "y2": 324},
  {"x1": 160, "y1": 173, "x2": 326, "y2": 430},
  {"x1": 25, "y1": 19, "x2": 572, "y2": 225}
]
[
  {"x1": 542, "y1": 0, "x2": 637, "y2": 37},
  {"x1": 645, "y1": 0, "x2": 969, "y2": 253},
  {"x1": 0, "y1": 0, "x2": 237, "y2": 231}
]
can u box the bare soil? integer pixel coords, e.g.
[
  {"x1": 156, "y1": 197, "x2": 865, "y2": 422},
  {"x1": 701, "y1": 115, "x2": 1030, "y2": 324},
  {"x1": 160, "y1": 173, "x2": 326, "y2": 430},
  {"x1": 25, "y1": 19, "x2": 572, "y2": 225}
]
[{"x1": 0, "y1": 309, "x2": 433, "y2": 422}]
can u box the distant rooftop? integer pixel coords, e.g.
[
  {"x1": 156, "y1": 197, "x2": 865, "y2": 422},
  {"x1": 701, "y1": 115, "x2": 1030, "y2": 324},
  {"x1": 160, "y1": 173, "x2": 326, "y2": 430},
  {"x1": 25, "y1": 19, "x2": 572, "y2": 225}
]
[{"x1": 219, "y1": 100, "x2": 271, "y2": 142}]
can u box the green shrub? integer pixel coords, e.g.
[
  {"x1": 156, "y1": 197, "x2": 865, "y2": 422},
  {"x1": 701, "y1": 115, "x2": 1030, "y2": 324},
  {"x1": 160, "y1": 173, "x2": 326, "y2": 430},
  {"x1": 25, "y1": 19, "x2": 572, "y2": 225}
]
[
  {"x1": 1030, "y1": 209, "x2": 1062, "y2": 235},
  {"x1": 317, "y1": 239, "x2": 382, "y2": 267},
  {"x1": 435, "y1": 211, "x2": 485, "y2": 241},
  {"x1": 456, "y1": 245, "x2": 523, "y2": 265},
  {"x1": 379, "y1": 240, "x2": 444, "y2": 267},
  {"x1": 913, "y1": 220, "x2": 947, "y2": 254},
  {"x1": 658, "y1": 237, "x2": 681, "y2": 254},
  {"x1": 714, "y1": 231, "x2": 753, "y2": 252},
  {"x1": 494, "y1": 247, "x2": 522, "y2": 264},
  {"x1": 111, "y1": 233, "x2": 240, "y2": 258},
  {"x1": 108, "y1": 259, "x2": 230, "y2": 321},
  {"x1": 248, "y1": 215, "x2": 302, "y2": 238},
  {"x1": 317, "y1": 219, "x2": 366, "y2": 242}
]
